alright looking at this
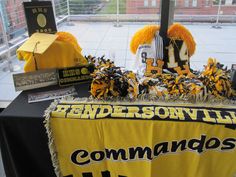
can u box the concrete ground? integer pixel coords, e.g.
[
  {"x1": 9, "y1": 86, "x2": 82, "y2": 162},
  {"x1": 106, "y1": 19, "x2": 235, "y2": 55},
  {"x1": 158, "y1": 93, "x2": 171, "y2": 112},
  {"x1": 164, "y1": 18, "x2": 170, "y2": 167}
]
[{"x1": 0, "y1": 21, "x2": 236, "y2": 177}]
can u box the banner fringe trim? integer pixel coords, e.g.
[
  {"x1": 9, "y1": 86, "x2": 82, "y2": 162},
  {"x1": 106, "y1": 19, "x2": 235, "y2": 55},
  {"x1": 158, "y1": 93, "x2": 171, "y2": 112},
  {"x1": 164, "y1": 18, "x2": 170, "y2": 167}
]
[
  {"x1": 44, "y1": 99, "x2": 63, "y2": 177},
  {"x1": 58, "y1": 95, "x2": 236, "y2": 108}
]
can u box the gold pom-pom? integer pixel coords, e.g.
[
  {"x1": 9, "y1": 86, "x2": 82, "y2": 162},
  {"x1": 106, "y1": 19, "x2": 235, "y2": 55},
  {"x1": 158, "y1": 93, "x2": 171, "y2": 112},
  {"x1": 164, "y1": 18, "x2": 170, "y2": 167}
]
[
  {"x1": 130, "y1": 25, "x2": 160, "y2": 54},
  {"x1": 168, "y1": 23, "x2": 196, "y2": 57},
  {"x1": 91, "y1": 80, "x2": 110, "y2": 99},
  {"x1": 130, "y1": 23, "x2": 196, "y2": 57},
  {"x1": 56, "y1": 31, "x2": 82, "y2": 52},
  {"x1": 200, "y1": 58, "x2": 232, "y2": 98},
  {"x1": 125, "y1": 71, "x2": 139, "y2": 99}
]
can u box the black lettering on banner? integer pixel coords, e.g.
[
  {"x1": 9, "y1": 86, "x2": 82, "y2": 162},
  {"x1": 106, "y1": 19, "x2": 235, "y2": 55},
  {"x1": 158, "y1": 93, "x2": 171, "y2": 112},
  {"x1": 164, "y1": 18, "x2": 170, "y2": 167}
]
[
  {"x1": 64, "y1": 175, "x2": 73, "y2": 177},
  {"x1": 188, "y1": 135, "x2": 206, "y2": 153},
  {"x1": 129, "y1": 146, "x2": 153, "y2": 160},
  {"x1": 70, "y1": 136, "x2": 236, "y2": 167},
  {"x1": 153, "y1": 142, "x2": 169, "y2": 156},
  {"x1": 105, "y1": 149, "x2": 128, "y2": 161},
  {"x1": 82, "y1": 171, "x2": 127, "y2": 177},
  {"x1": 205, "y1": 138, "x2": 221, "y2": 149},
  {"x1": 171, "y1": 140, "x2": 187, "y2": 152},
  {"x1": 82, "y1": 172, "x2": 93, "y2": 177},
  {"x1": 221, "y1": 138, "x2": 236, "y2": 150},
  {"x1": 101, "y1": 171, "x2": 111, "y2": 177},
  {"x1": 71, "y1": 150, "x2": 90, "y2": 165},
  {"x1": 91, "y1": 151, "x2": 105, "y2": 161}
]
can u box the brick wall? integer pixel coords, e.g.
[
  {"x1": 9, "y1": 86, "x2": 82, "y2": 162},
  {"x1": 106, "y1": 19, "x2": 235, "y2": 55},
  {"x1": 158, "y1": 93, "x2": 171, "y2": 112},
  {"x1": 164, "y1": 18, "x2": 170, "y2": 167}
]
[
  {"x1": 5, "y1": 0, "x2": 25, "y2": 32},
  {"x1": 126, "y1": 0, "x2": 236, "y2": 15}
]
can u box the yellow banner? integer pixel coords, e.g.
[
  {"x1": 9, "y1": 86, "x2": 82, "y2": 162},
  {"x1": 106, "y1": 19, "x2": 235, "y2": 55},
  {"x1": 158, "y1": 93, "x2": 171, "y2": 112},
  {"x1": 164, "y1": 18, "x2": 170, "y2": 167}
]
[{"x1": 46, "y1": 101, "x2": 236, "y2": 177}]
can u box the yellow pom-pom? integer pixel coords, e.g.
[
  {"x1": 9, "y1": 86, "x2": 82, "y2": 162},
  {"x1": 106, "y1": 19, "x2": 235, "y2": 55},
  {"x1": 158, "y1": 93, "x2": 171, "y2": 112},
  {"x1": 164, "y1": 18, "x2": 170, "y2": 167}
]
[
  {"x1": 130, "y1": 25, "x2": 160, "y2": 54},
  {"x1": 130, "y1": 23, "x2": 196, "y2": 57},
  {"x1": 168, "y1": 23, "x2": 196, "y2": 57},
  {"x1": 56, "y1": 31, "x2": 82, "y2": 52}
]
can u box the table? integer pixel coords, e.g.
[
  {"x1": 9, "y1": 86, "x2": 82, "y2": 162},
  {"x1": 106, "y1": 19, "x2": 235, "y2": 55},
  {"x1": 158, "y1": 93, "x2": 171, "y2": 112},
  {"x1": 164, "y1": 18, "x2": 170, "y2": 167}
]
[
  {"x1": 1, "y1": 82, "x2": 236, "y2": 177},
  {"x1": 0, "y1": 83, "x2": 91, "y2": 177}
]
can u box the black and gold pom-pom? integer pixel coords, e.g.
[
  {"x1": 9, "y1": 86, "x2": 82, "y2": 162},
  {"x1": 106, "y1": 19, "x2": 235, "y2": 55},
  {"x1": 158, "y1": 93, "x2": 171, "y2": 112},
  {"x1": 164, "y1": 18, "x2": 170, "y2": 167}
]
[
  {"x1": 199, "y1": 58, "x2": 233, "y2": 99},
  {"x1": 90, "y1": 56, "x2": 138, "y2": 99},
  {"x1": 89, "y1": 55, "x2": 234, "y2": 101}
]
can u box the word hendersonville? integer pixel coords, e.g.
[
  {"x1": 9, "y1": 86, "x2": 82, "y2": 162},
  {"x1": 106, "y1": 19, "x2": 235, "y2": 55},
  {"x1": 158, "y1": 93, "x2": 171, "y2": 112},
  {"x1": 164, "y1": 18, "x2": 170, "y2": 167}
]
[{"x1": 52, "y1": 103, "x2": 236, "y2": 125}]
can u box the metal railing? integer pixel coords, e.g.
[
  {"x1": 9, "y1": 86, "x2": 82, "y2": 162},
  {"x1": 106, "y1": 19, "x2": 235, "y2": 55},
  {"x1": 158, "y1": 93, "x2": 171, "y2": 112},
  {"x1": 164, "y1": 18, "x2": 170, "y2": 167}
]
[
  {"x1": 68, "y1": 0, "x2": 236, "y2": 23},
  {"x1": 0, "y1": 0, "x2": 27, "y2": 71},
  {"x1": 0, "y1": 0, "x2": 70, "y2": 71}
]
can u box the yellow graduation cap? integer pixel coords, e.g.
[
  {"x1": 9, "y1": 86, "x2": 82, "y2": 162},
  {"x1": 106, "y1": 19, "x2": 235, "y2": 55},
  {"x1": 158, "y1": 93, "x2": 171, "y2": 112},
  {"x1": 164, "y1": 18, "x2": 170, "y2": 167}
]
[
  {"x1": 17, "y1": 33, "x2": 58, "y2": 54},
  {"x1": 17, "y1": 32, "x2": 88, "y2": 72}
]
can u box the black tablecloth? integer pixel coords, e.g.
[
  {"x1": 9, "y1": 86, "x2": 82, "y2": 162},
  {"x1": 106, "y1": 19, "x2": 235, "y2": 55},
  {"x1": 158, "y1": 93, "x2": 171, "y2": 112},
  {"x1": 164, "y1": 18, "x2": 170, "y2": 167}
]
[{"x1": 0, "y1": 83, "x2": 91, "y2": 177}]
